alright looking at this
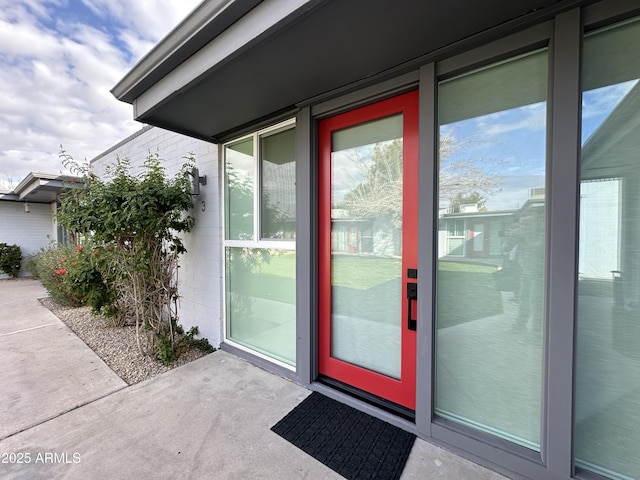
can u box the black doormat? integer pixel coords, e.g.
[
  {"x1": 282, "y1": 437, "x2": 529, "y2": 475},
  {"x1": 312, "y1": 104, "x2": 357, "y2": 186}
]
[{"x1": 271, "y1": 392, "x2": 415, "y2": 480}]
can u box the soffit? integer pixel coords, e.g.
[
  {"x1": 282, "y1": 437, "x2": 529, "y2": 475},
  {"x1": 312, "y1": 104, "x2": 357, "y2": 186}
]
[{"x1": 118, "y1": 0, "x2": 589, "y2": 142}]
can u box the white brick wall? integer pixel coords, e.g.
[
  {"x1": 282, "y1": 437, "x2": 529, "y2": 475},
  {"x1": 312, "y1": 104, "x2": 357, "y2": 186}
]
[
  {"x1": 91, "y1": 126, "x2": 223, "y2": 347},
  {"x1": 0, "y1": 201, "x2": 56, "y2": 278}
]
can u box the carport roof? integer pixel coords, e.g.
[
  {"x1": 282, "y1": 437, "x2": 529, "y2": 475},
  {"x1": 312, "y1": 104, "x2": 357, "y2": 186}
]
[
  {"x1": 0, "y1": 173, "x2": 83, "y2": 204},
  {"x1": 112, "y1": 0, "x2": 592, "y2": 143}
]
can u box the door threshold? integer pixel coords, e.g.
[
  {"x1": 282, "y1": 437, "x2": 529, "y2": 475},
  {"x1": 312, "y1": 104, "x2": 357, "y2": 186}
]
[{"x1": 318, "y1": 375, "x2": 415, "y2": 422}]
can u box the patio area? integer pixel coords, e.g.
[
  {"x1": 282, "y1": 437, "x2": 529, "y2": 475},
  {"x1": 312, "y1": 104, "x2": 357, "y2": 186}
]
[{"x1": 0, "y1": 279, "x2": 507, "y2": 479}]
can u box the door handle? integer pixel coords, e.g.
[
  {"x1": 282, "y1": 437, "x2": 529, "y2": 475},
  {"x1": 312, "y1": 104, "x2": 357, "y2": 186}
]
[{"x1": 407, "y1": 282, "x2": 417, "y2": 331}]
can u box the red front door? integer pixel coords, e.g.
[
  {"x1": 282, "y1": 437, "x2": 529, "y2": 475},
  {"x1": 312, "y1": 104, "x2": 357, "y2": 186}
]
[{"x1": 318, "y1": 91, "x2": 418, "y2": 410}]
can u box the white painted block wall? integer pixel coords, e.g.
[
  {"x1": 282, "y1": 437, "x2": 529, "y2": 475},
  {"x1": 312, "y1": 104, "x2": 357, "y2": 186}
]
[
  {"x1": 0, "y1": 202, "x2": 56, "y2": 278},
  {"x1": 91, "y1": 126, "x2": 223, "y2": 347}
]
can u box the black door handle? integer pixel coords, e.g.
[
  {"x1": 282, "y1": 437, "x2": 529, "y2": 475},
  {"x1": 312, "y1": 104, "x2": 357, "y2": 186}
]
[{"x1": 407, "y1": 282, "x2": 417, "y2": 331}]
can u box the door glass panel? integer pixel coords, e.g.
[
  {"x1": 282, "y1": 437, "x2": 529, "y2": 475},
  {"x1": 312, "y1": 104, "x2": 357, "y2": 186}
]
[
  {"x1": 330, "y1": 114, "x2": 403, "y2": 379},
  {"x1": 435, "y1": 50, "x2": 547, "y2": 450},
  {"x1": 576, "y1": 17, "x2": 640, "y2": 480}
]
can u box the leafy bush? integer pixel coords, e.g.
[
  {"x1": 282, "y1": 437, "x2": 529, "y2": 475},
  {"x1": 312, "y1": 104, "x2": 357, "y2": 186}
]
[
  {"x1": 181, "y1": 326, "x2": 215, "y2": 354},
  {"x1": 33, "y1": 243, "x2": 120, "y2": 314},
  {"x1": 57, "y1": 150, "x2": 196, "y2": 360},
  {"x1": 23, "y1": 254, "x2": 39, "y2": 279},
  {"x1": 62, "y1": 244, "x2": 119, "y2": 317},
  {"x1": 0, "y1": 243, "x2": 22, "y2": 278},
  {"x1": 33, "y1": 245, "x2": 84, "y2": 306}
]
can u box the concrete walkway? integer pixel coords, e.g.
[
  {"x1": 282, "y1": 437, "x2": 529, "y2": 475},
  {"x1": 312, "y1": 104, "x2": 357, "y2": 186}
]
[{"x1": 0, "y1": 279, "x2": 508, "y2": 479}]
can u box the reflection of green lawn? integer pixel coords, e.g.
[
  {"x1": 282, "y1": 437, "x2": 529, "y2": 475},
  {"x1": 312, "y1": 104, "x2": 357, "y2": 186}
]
[
  {"x1": 248, "y1": 274, "x2": 295, "y2": 303},
  {"x1": 247, "y1": 251, "x2": 295, "y2": 302},
  {"x1": 332, "y1": 254, "x2": 401, "y2": 290},
  {"x1": 437, "y1": 260, "x2": 502, "y2": 328},
  {"x1": 246, "y1": 254, "x2": 503, "y2": 326},
  {"x1": 438, "y1": 261, "x2": 496, "y2": 273},
  {"x1": 256, "y1": 251, "x2": 296, "y2": 278}
]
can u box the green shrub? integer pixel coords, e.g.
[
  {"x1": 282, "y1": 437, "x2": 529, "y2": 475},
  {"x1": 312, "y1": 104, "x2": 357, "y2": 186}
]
[
  {"x1": 181, "y1": 326, "x2": 215, "y2": 354},
  {"x1": 63, "y1": 244, "x2": 119, "y2": 316},
  {"x1": 33, "y1": 245, "x2": 84, "y2": 306},
  {"x1": 23, "y1": 254, "x2": 39, "y2": 279},
  {"x1": 0, "y1": 243, "x2": 22, "y2": 278},
  {"x1": 57, "y1": 151, "x2": 196, "y2": 359},
  {"x1": 33, "y1": 243, "x2": 120, "y2": 314}
]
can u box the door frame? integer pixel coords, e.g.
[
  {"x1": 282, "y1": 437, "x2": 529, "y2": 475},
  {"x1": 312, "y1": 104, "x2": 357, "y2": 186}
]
[{"x1": 317, "y1": 90, "x2": 419, "y2": 410}]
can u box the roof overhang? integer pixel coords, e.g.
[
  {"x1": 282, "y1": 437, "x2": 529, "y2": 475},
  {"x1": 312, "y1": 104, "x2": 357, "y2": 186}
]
[
  {"x1": 0, "y1": 173, "x2": 83, "y2": 204},
  {"x1": 112, "y1": 0, "x2": 594, "y2": 142}
]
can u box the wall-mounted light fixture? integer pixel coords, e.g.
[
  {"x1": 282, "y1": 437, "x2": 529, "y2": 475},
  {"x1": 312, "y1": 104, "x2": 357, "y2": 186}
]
[
  {"x1": 190, "y1": 167, "x2": 207, "y2": 196},
  {"x1": 24, "y1": 202, "x2": 30, "y2": 214}
]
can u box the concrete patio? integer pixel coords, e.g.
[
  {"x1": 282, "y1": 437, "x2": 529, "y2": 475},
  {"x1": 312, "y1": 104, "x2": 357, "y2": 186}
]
[{"x1": 0, "y1": 279, "x2": 508, "y2": 479}]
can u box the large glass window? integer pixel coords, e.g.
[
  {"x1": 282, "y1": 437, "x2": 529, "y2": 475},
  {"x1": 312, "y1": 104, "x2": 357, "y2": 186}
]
[
  {"x1": 261, "y1": 128, "x2": 296, "y2": 239},
  {"x1": 223, "y1": 121, "x2": 296, "y2": 367},
  {"x1": 435, "y1": 50, "x2": 548, "y2": 450},
  {"x1": 225, "y1": 247, "x2": 296, "y2": 365},
  {"x1": 575, "y1": 17, "x2": 640, "y2": 479},
  {"x1": 225, "y1": 137, "x2": 254, "y2": 241}
]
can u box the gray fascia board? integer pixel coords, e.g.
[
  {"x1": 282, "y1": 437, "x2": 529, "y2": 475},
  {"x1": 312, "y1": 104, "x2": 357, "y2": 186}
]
[
  {"x1": 13, "y1": 173, "x2": 82, "y2": 201},
  {"x1": 112, "y1": 0, "x2": 237, "y2": 103},
  {"x1": 17, "y1": 179, "x2": 44, "y2": 200},
  {"x1": 12, "y1": 172, "x2": 38, "y2": 196},
  {"x1": 0, "y1": 194, "x2": 19, "y2": 202},
  {"x1": 130, "y1": 0, "x2": 318, "y2": 119}
]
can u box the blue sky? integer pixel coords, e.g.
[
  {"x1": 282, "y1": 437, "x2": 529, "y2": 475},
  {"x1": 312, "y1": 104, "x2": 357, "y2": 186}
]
[
  {"x1": 0, "y1": 0, "x2": 201, "y2": 189},
  {"x1": 440, "y1": 79, "x2": 638, "y2": 211}
]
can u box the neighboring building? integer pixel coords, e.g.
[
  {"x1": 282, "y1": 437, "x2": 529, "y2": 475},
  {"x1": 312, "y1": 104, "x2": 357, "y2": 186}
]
[
  {"x1": 0, "y1": 173, "x2": 81, "y2": 277},
  {"x1": 439, "y1": 190, "x2": 545, "y2": 262},
  {"x1": 100, "y1": 1, "x2": 640, "y2": 479}
]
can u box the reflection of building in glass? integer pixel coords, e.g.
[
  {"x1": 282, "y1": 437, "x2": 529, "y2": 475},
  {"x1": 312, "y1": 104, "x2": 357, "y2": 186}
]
[
  {"x1": 262, "y1": 159, "x2": 296, "y2": 238},
  {"x1": 580, "y1": 82, "x2": 640, "y2": 280},
  {"x1": 578, "y1": 81, "x2": 640, "y2": 359},
  {"x1": 331, "y1": 209, "x2": 399, "y2": 256},
  {"x1": 439, "y1": 188, "x2": 545, "y2": 263}
]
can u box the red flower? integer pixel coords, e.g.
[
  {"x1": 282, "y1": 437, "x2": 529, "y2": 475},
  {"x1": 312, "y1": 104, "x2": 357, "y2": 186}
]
[
  {"x1": 55, "y1": 269, "x2": 67, "y2": 275},
  {"x1": 76, "y1": 246, "x2": 83, "y2": 252}
]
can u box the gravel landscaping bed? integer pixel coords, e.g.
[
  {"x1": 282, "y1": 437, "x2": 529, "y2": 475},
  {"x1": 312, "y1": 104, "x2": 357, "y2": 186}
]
[{"x1": 40, "y1": 297, "x2": 211, "y2": 385}]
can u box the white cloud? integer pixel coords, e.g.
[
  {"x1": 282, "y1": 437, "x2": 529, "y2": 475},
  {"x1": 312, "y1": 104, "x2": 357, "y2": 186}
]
[
  {"x1": 582, "y1": 80, "x2": 637, "y2": 121},
  {"x1": 0, "y1": 0, "x2": 201, "y2": 185},
  {"x1": 479, "y1": 102, "x2": 547, "y2": 137}
]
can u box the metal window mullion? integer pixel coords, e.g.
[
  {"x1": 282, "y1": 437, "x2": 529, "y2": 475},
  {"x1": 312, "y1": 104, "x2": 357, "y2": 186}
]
[
  {"x1": 224, "y1": 239, "x2": 296, "y2": 250},
  {"x1": 253, "y1": 132, "x2": 260, "y2": 242},
  {"x1": 415, "y1": 62, "x2": 436, "y2": 437},
  {"x1": 545, "y1": 7, "x2": 582, "y2": 478}
]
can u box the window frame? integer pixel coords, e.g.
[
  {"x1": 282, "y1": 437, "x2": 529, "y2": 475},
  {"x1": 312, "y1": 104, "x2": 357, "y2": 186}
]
[
  {"x1": 223, "y1": 119, "x2": 297, "y2": 250},
  {"x1": 574, "y1": 8, "x2": 640, "y2": 480},
  {"x1": 416, "y1": 4, "x2": 640, "y2": 479},
  {"x1": 416, "y1": 16, "x2": 573, "y2": 480},
  {"x1": 222, "y1": 118, "x2": 297, "y2": 370}
]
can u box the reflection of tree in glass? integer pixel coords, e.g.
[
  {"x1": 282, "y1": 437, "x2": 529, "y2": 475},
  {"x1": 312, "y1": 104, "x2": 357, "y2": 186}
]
[
  {"x1": 225, "y1": 161, "x2": 254, "y2": 240},
  {"x1": 338, "y1": 133, "x2": 501, "y2": 224},
  {"x1": 340, "y1": 139, "x2": 403, "y2": 229},
  {"x1": 227, "y1": 247, "x2": 271, "y2": 315},
  {"x1": 450, "y1": 191, "x2": 487, "y2": 212},
  {"x1": 226, "y1": 160, "x2": 291, "y2": 239},
  {"x1": 439, "y1": 131, "x2": 501, "y2": 208}
]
